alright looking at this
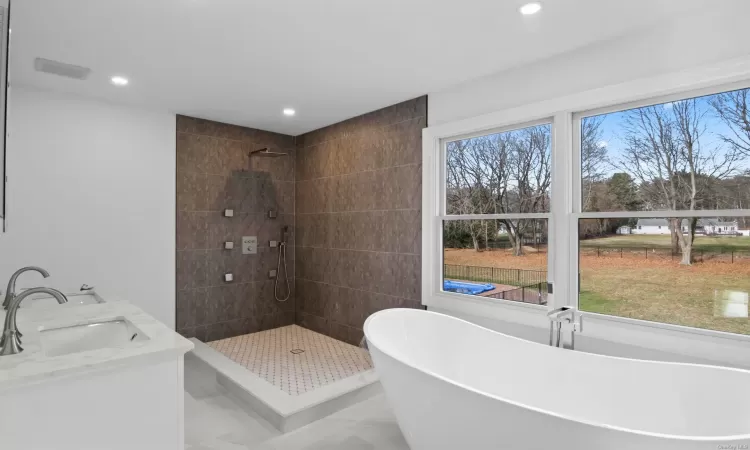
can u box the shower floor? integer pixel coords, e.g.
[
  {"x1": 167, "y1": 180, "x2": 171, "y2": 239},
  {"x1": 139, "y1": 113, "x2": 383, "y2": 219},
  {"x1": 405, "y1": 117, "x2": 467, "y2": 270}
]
[
  {"x1": 207, "y1": 325, "x2": 373, "y2": 396},
  {"x1": 190, "y1": 325, "x2": 380, "y2": 431}
]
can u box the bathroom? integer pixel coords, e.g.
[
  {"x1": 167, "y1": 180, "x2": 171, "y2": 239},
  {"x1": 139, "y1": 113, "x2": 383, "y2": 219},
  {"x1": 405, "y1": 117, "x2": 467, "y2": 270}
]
[{"x1": 2, "y1": 0, "x2": 750, "y2": 449}]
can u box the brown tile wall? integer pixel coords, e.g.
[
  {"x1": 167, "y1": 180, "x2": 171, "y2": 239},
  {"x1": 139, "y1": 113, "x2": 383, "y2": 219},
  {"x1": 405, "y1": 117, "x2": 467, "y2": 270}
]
[
  {"x1": 294, "y1": 97, "x2": 426, "y2": 346},
  {"x1": 176, "y1": 115, "x2": 296, "y2": 341}
]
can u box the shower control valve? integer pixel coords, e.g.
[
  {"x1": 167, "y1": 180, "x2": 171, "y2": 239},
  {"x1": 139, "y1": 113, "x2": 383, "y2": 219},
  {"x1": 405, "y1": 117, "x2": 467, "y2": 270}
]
[{"x1": 242, "y1": 236, "x2": 258, "y2": 254}]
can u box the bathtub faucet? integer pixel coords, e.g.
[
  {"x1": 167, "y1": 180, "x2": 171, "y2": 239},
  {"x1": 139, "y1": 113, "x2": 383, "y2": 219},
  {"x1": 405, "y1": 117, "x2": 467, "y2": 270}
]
[{"x1": 547, "y1": 306, "x2": 583, "y2": 350}]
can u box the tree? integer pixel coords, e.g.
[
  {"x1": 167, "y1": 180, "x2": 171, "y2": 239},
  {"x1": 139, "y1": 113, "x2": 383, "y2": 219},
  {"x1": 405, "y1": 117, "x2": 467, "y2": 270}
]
[
  {"x1": 618, "y1": 99, "x2": 738, "y2": 264},
  {"x1": 445, "y1": 138, "x2": 494, "y2": 251},
  {"x1": 607, "y1": 172, "x2": 642, "y2": 211},
  {"x1": 714, "y1": 172, "x2": 750, "y2": 228},
  {"x1": 444, "y1": 124, "x2": 551, "y2": 256},
  {"x1": 581, "y1": 116, "x2": 609, "y2": 211},
  {"x1": 711, "y1": 88, "x2": 750, "y2": 156},
  {"x1": 578, "y1": 173, "x2": 641, "y2": 238},
  {"x1": 500, "y1": 125, "x2": 551, "y2": 256}
]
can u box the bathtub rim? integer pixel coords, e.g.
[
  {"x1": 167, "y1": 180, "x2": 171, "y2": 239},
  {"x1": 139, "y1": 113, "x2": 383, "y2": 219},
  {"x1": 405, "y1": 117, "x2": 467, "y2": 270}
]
[{"x1": 364, "y1": 308, "x2": 750, "y2": 442}]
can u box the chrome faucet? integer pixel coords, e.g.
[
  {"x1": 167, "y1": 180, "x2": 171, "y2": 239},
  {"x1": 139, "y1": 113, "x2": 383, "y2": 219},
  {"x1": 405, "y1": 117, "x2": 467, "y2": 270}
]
[
  {"x1": 547, "y1": 306, "x2": 583, "y2": 350},
  {"x1": 0, "y1": 287, "x2": 68, "y2": 356},
  {"x1": 3, "y1": 266, "x2": 50, "y2": 310}
]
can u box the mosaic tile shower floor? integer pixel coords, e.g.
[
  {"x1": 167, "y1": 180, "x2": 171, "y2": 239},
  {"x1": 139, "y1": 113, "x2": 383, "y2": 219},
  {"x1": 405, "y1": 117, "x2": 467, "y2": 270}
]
[{"x1": 208, "y1": 325, "x2": 374, "y2": 396}]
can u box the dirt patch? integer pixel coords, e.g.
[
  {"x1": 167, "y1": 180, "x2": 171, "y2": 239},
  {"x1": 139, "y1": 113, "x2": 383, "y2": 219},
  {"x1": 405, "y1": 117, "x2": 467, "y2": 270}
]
[{"x1": 444, "y1": 248, "x2": 546, "y2": 270}]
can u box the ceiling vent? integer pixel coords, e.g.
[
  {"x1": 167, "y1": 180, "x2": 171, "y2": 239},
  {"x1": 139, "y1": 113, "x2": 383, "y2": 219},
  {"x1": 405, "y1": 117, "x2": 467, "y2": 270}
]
[{"x1": 33, "y1": 58, "x2": 91, "y2": 80}]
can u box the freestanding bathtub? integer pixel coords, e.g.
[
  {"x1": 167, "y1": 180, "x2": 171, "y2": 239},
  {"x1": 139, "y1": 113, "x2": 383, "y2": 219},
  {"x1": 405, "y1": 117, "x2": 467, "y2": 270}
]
[{"x1": 364, "y1": 308, "x2": 750, "y2": 450}]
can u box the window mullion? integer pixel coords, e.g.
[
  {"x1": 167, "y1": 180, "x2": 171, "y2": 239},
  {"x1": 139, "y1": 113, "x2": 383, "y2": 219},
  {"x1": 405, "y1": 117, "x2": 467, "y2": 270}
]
[{"x1": 550, "y1": 112, "x2": 574, "y2": 309}]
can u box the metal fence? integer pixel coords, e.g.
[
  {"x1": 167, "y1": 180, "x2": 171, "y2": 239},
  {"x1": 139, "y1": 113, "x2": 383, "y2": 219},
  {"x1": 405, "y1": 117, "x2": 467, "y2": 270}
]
[
  {"x1": 443, "y1": 264, "x2": 547, "y2": 286},
  {"x1": 486, "y1": 242, "x2": 548, "y2": 253},
  {"x1": 579, "y1": 246, "x2": 750, "y2": 263},
  {"x1": 483, "y1": 282, "x2": 547, "y2": 305}
]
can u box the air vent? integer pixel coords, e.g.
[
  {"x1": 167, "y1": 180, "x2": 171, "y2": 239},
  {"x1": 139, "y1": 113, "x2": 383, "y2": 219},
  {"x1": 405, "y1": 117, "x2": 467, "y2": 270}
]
[{"x1": 33, "y1": 58, "x2": 91, "y2": 80}]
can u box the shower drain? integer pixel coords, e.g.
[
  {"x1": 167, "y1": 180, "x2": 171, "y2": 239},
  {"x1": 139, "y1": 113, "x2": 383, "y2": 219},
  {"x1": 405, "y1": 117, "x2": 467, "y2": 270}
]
[{"x1": 290, "y1": 349, "x2": 305, "y2": 354}]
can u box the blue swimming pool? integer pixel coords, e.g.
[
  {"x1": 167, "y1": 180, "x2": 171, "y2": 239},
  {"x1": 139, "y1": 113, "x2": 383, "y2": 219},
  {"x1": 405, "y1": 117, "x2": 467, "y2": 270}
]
[{"x1": 443, "y1": 280, "x2": 495, "y2": 295}]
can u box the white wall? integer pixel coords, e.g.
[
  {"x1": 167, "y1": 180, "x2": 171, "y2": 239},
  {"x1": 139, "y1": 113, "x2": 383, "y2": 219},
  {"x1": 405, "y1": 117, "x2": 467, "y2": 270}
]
[
  {"x1": 632, "y1": 226, "x2": 670, "y2": 235},
  {"x1": 429, "y1": 5, "x2": 750, "y2": 125},
  {"x1": 0, "y1": 87, "x2": 176, "y2": 327}
]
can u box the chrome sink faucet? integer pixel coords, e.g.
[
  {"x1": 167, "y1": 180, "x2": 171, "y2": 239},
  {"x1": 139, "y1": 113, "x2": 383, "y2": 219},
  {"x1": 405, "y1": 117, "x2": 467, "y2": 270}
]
[
  {"x1": 0, "y1": 287, "x2": 68, "y2": 356},
  {"x1": 547, "y1": 306, "x2": 583, "y2": 350},
  {"x1": 3, "y1": 266, "x2": 50, "y2": 310}
]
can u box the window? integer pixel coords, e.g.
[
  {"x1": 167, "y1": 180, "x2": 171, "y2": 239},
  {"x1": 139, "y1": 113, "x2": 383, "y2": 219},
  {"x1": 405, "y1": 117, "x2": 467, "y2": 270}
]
[
  {"x1": 442, "y1": 122, "x2": 552, "y2": 306},
  {"x1": 425, "y1": 65, "x2": 750, "y2": 356},
  {"x1": 576, "y1": 86, "x2": 750, "y2": 335}
]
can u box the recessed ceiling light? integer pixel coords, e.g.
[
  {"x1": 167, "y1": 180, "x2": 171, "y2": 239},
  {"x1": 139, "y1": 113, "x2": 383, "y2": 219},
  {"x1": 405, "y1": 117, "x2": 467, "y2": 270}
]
[
  {"x1": 283, "y1": 108, "x2": 296, "y2": 117},
  {"x1": 520, "y1": 2, "x2": 542, "y2": 15},
  {"x1": 110, "y1": 76, "x2": 129, "y2": 86}
]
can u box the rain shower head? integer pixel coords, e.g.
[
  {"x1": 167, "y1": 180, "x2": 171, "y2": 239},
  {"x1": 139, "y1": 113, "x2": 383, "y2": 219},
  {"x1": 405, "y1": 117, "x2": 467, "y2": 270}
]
[{"x1": 250, "y1": 147, "x2": 287, "y2": 157}]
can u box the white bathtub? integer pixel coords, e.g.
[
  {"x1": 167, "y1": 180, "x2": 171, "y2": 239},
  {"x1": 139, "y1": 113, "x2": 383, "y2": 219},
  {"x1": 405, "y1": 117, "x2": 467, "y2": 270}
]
[{"x1": 364, "y1": 308, "x2": 750, "y2": 450}]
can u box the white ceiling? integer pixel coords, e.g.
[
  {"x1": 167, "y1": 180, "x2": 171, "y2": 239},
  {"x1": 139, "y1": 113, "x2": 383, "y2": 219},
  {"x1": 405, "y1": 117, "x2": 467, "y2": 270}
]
[{"x1": 10, "y1": 0, "x2": 716, "y2": 135}]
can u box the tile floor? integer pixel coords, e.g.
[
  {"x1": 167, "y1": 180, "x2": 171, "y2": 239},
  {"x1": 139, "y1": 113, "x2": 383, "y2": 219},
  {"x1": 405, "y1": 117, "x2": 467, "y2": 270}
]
[
  {"x1": 207, "y1": 325, "x2": 373, "y2": 396},
  {"x1": 184, "y1": 353, "x2": 409, "y2": 450}
]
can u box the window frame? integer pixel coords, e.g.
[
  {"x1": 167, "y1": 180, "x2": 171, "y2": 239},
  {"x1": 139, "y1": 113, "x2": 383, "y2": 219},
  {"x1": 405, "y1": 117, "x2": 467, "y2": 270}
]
[
  {"x1": 423, "y1": 56, "x2": 750, "y2": 366},
  {"x1": 439, "y1": 118, "x2": 555, "y2": 313}
]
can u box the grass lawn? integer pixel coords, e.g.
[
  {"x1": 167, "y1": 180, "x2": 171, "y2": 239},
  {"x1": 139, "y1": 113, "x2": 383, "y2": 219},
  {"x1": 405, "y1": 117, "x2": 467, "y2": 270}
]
[
  {"x1": 444, "y1": 246, "x2": 750, "y2": 335},
  {"x1": 581, "y1": 234, "x2": 750, "y2": 251},
  {"x1": 579, "y1": 258, "x2": 750, "y2": 335}
]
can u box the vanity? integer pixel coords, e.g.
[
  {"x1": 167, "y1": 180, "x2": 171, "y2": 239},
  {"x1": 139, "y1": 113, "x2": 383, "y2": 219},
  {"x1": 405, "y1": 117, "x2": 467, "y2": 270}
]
[{"x1": 0, "y1": 290, "x2": 193, "y2": 450}]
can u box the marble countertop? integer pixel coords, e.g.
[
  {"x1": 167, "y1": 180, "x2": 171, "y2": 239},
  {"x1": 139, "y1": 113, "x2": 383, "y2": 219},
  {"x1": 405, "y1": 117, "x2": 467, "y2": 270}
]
[{"x1": 0, "y1": 301, "x2": 193, "y2": 391}]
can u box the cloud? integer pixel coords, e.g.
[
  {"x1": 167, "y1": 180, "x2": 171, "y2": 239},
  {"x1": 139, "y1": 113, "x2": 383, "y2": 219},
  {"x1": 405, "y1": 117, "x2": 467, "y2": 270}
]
[
  {"x1": 597, "y1": 140, "x2": 608, "y2": 148},
  {"x1": 663, "y1": 102, "x2": 674, "y2": 109}
]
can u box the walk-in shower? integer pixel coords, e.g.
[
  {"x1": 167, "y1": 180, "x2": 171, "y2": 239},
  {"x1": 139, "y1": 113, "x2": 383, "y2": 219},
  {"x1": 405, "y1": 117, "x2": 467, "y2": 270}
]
[{"x1": 181, "y1": 136, "x2": 378, "y2": 433}]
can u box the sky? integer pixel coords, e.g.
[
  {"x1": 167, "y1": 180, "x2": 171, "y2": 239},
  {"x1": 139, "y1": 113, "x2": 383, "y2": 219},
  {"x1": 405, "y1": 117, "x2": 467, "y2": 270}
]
[{"x1": 590, "y1": 90, "x2": 750, "y2": 178}]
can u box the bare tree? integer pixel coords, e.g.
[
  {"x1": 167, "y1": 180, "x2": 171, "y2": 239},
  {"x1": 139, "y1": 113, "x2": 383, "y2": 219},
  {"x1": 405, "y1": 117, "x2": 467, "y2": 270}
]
[
  {"x1": 444, "y1": 124, "x2": 551, "y2": 256},
  {"x1": 619, "y1": 99, "x2": 739, "y2": 264},
  {"x1": 446, "y1": 139, "x2": 496, "y2": 251},
  {"x1": 501, "y1": 126, "x2": 551, "y2": 256},
  {"x1": 581, "y1": 116, "x2": 609, "y2": 211},
  {"x1": 711, "y1": 88, "x2": 750, "y2": 156}
]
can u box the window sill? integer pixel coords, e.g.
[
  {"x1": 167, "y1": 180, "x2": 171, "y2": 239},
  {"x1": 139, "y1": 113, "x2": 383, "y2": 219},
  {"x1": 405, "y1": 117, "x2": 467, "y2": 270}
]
[{"x1": 425, "y1": 291, "x2": 750, "y2": 368}]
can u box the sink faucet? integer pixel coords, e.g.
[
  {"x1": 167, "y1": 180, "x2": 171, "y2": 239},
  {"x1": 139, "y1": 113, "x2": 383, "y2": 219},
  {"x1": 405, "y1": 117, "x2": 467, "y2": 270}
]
[
  {"x1": 0, "y1": 287, "x2": 68, "y2": 356},
  {"x1": 547, "y1": 306, "x2": 583, "y2": 349},
  {"x1": 3, "y1": 266, "x2": 50, "y2": 310}
]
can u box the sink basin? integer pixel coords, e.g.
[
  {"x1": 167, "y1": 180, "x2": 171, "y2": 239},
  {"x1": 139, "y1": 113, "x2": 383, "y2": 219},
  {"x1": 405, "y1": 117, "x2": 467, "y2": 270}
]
[
  {"x1": 39, "y1": 318, "x2": 148, "y2": 357},
  {"x1": 18, "y1": 292, "x2": 101, "y2": 309}
]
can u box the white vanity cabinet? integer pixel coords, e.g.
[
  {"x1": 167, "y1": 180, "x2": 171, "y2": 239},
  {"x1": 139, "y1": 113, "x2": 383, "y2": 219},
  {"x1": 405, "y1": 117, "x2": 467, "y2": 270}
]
[{"x1": 0, "y1": 302, "x2": 193, "y2": 450}]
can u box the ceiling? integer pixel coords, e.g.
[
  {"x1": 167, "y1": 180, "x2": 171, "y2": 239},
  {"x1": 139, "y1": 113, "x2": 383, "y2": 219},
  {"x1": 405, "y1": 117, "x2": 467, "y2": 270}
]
[{"x1": 10, "y1": 0, "x2": 717, "y2": 135}]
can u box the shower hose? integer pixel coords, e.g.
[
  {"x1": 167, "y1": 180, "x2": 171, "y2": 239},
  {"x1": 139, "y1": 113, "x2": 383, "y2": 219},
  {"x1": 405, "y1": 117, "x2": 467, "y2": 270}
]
[{"x1": 275, "y1": 241, "x2": 291, "y2": 302}]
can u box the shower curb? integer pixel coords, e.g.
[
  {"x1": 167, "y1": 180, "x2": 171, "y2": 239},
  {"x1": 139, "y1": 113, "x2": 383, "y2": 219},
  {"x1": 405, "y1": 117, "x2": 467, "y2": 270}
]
[{"x1": 188, "y1": 338, "x2": 381, "y2": 432}]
